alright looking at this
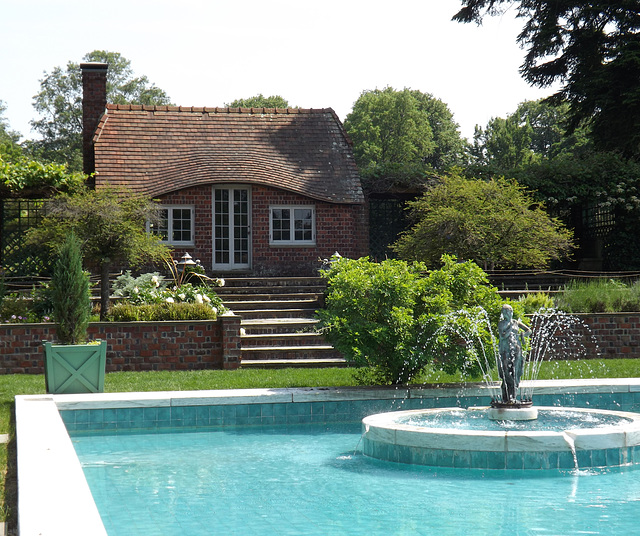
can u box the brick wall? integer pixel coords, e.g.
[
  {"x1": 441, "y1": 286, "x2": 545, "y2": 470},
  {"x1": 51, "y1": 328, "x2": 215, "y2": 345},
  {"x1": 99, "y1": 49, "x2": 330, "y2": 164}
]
[
  {"x1": 0, "y1": 316, "x2": 241, "y2": 374},
  {"x1": 251, "y1": 186, "x2": 367, "y2": 276},
  {"x1": 1, "y1": 313, "x2": 637, "y2": 376},
  {"x1": 576, "y1": 313, "x2": 640, "y2": 359},
  {"x1": 161, "y1": 186, "x2": 213, "y2": 268},
  {"x1": 160, "y1": 184, "x2": 368, "y2": 276}
]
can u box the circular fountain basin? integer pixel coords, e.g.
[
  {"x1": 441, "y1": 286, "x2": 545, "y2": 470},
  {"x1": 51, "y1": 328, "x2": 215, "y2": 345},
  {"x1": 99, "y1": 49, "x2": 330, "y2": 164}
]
[{"x1": 362, "y1": 407, "x2": 640, "y2": 470}]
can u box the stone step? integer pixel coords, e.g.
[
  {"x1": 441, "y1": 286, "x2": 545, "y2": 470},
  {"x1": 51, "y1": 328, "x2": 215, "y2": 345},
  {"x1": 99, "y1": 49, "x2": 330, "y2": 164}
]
[
  {"x1": 241, "y1": 332, "x2": 328, "y2": 348},
  {"x1": 219, "y1": 277, "x2": 325, "y2": 289},
  {"x1": 241, "y1": 345, "x2": 343, "y2": 361},
  {"x1": 220, "y1": 292, "x2": 323, "y2": 301},
  {"x1": 224, "y1": 298, "x2": 320, "y2": 311},
  {"x1": 234, "y1": 308, "x2": 318, "y2": 320},
  {"x1": 240, "y1": 358, "x2": 348, "y2": 369},
  {"x1": 241, "y1": 318, "x2": 319, "y2": 335},
  {"x1": 215, "y1": 277, "x2": 336, "y2": 366}
]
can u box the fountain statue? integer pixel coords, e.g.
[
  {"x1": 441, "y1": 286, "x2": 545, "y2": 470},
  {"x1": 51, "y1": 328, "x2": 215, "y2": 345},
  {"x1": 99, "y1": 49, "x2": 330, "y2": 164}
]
[
  {"x1": 360, "y1": 304, "x2": 640, "y2": 470},
  {"x1": 496, "y1": 304, "x2": 531, "y2": 403},
  {"x1": 490, "y1": 304, "x2": 536, "y2": 420}
]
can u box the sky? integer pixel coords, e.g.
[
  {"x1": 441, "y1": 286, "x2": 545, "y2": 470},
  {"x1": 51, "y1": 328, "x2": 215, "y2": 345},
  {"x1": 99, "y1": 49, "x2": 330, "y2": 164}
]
[{"x1": 1, "y1": 0, "x2": 557, "y2": 143}]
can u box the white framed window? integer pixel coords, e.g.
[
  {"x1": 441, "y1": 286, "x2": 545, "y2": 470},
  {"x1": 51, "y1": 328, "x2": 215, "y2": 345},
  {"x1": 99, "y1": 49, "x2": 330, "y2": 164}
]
[
  {"x1": 270, "y1": 205, "x2": 316, "y2": 245},
  {"x1": 148, "y1": 206, "x2": 195, "y2": 246}
]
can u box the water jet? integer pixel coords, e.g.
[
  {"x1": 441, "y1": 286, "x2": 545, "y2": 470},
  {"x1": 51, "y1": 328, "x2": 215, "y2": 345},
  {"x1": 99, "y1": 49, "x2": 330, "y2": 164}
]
[{"x1": 362, "y1": 305, "x2": 640, "y2": 469}]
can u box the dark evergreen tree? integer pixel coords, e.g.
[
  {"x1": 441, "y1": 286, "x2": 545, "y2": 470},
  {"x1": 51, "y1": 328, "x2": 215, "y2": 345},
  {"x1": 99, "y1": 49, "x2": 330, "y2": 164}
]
[{"x1": 454, "y1": 1, "x2": 640, "y2": 157}]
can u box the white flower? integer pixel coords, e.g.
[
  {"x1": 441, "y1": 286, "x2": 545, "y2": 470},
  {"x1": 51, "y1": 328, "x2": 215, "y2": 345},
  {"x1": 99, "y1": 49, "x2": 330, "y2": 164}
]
[
  {"x1": 133, "y1": 287, "x2": 139, "y2": 294},
  {"x1": 195, "y1": 294, "x2": 203, "y2": 304},
  {"x1": 212, "y1": 307, "x2": 218, "y2": 314},
  {"x1": 203, "y1": 295, "x2": 211, "y2": 303},
  {"x1": 151, "y1": 275, "x2": 160, "y2": 287},
  {"x1": 166, "y1": 297, "x2": 175, "y2": 303},
  {"x1": 217, "y1": 278, "x2": 225, "y2": 287},
  {"x1": 178, "y1": 293, "x2": 186, "y2": 301}
]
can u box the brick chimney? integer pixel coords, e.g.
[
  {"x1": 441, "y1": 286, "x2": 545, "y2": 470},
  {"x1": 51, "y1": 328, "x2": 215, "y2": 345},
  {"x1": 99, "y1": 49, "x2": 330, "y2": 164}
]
[{"x1": 81, "y1": 62, "x2": 108, "y2": 177}]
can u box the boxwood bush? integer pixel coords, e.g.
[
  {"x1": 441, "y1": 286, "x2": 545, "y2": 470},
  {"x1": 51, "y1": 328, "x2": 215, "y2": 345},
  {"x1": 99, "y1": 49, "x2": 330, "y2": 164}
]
[{"x1": 317, "y1": 255, "x2": 518, "y2": 385}]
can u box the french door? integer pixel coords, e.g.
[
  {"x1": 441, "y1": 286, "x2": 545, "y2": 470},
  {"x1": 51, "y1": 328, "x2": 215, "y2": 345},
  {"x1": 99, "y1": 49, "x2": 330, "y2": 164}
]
[{"x1": 212, "y1": 186, "x2": 251, "y2": 270}]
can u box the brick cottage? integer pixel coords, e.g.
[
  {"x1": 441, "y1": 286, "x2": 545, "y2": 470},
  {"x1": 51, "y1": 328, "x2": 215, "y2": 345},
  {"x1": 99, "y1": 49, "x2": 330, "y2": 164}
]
[{"x1": 82, "y1": 63, "x2": 367, "y2": 276}]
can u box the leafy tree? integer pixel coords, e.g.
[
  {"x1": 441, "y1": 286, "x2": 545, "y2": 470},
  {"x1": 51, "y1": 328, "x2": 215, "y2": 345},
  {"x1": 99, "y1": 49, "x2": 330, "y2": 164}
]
[
  {"x1": 407, "y1": 89, "x2": 468, "y2": 170},
  {"x1": 225, "y1": 95, "x2": 291, "y2": 108},
  {"x1": 471, "y1": 115, "x2": 535, "y2": 170},
  {"x1": 510, "y1": 100, "x2": 590, "y2": 158},
  {"x1": 454, "y1": 1, "x2": 640, "y2": 157},
  {"x1": 393, "y1": 172, "x2": 574, "y2": 270},
  {"x1": 0, "y1": 101, "x2": 23, "y2": 162},
  {"x1": 26, "y1": 187, "x2": 170, "y2": 319},
  {"x1": 344, "y1": 87, "x2": 466, "y2": 172},
  {"x1": 470, "y1": 100, "x2": 591, "y2": 172},
  {"x1": 27, "y1": 50, "x2": 172, "y2": 171}
]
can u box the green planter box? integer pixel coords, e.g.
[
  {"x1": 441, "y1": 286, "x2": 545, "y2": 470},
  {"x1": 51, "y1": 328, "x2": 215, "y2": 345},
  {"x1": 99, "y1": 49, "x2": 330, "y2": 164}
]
[{"x1": 43, "y1": 340, "x2": 107, "y2": 394}]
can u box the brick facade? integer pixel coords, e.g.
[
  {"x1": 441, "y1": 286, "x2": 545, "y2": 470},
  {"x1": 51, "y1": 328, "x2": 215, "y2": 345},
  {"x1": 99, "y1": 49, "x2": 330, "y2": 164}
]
[
  {"x1": 0, "y1": 316, "x2": 240, "y2": 374},
  {"x1": 162, "y1": 184, "x2": 368, "y2": 276}
]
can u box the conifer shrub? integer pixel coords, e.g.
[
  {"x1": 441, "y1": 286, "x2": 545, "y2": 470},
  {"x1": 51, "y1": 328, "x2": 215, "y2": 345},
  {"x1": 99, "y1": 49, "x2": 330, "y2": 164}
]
[{"x1": 50, "y1": 233, "x2": 91, "y2": 344}]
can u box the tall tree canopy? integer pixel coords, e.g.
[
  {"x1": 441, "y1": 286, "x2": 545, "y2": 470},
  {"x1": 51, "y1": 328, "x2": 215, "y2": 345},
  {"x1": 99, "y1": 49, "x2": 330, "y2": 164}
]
[
  {"x1": 393, "y1": 172, "x2": 574, "y2": 270},
  {"x1": 28, "y1": 51, "x2": 172, "y2": 171},
  {"x1": 225, "y1": 95, "x2": 291, "y2": 108},
  {"x1": 344, "y1": 87, "x2": 466, "y2": 172},
  {"x1": 471, "y1": 99, "x2": 590, "y2": 171},
  {"x1": 454, "y1": 1, "x2": 640, "y2": 157}
]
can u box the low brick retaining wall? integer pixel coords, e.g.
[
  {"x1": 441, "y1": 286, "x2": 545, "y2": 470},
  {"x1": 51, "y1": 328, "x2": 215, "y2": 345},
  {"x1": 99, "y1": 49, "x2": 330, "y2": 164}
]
[
  {"x1": 0, "y1": 313, "x2": 637, "y2": 374},
  {"x1": 578, "y1": 313, "x2": 640, "y2": 359},
  {"x1": 0, "y1": 315, "x2": 241, "y2": 374}
]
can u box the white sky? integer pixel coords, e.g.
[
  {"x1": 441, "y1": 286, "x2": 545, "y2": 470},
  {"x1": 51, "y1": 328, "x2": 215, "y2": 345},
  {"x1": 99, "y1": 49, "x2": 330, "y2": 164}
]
[{"x1": 0, "y1": 0, "x2": 556, "y2": 143}]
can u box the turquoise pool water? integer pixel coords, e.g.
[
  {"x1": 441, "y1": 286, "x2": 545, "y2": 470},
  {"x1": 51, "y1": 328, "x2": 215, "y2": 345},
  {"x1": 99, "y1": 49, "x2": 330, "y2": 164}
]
[
  {"x1": 72, "y1": 421, "x2": 640, "y2": 536},
  {"x1": 396, "y1": 408, "x2": 634, "y2": 430}
]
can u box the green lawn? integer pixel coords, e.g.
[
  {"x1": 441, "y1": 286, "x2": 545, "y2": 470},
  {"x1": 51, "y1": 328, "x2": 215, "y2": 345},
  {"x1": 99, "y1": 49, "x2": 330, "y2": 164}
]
[
  {"x1": 2, "y1": 360, "x2": 640, "y2": 527},
  {"x1": 3, "y1": 360, "x2": 640, "y2": 434}
]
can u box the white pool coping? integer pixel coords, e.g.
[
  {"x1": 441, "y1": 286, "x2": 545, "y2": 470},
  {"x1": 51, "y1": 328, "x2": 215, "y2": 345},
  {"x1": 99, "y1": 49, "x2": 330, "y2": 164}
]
[{"x1": 15, "y1": 379, "x2": 640, "y2": 535}]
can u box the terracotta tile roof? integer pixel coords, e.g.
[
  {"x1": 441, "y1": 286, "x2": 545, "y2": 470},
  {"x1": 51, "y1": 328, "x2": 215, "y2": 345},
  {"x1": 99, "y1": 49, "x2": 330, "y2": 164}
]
[{"x1": 93, "y1": 105, "x2": 363, "y2": 204}]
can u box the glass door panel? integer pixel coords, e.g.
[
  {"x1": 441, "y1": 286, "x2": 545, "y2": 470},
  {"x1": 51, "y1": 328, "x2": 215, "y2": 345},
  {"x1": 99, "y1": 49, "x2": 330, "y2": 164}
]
[{"x1": 213, "y1": 187, "x2": 250, "y2": 269}]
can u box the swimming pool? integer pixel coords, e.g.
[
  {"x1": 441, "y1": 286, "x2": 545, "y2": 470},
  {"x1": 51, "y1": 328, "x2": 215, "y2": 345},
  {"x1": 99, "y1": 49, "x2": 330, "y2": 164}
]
[
  {"x1": 72, "y1": 422, "x2": 640, "y2": 535},
  {"x1": 16, "y1": 380, "x2": 640, "y2": 535}
]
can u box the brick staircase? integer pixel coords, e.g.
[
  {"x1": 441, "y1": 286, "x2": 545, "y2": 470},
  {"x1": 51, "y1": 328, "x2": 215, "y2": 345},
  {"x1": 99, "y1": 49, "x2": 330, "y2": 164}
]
[{"x1": 216, "y1": 277, "x2": 346, "y2": 368}]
